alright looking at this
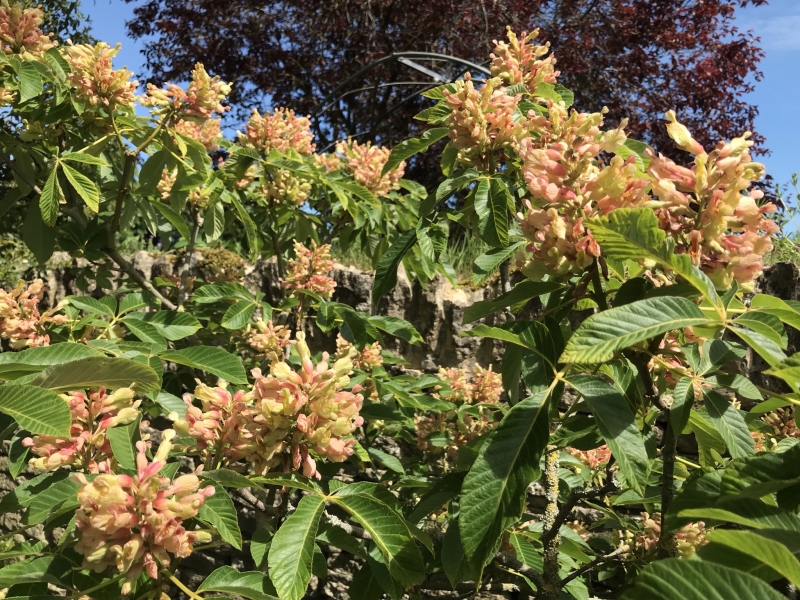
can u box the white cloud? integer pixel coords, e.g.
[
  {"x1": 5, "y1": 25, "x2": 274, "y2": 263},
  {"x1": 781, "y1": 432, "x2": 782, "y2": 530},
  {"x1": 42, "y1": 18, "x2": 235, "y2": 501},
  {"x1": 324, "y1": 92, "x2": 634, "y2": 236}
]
[{"x1": 742, "y1": 14, "x2": 800, "y2": 50}]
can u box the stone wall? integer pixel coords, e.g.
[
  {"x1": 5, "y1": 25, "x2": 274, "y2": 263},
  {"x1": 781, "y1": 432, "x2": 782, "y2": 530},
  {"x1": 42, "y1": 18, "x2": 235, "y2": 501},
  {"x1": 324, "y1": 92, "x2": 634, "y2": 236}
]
[{"x1": 39, "y1": 251, "x2": 800, "y2": 376}]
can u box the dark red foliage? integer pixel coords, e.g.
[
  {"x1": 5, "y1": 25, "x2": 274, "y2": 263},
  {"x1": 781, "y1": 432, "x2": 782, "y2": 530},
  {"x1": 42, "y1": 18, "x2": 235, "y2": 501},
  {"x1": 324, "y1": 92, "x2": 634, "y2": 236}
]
[{"x1": 124, "y1": 0, "x2": 767, "y2": 170}]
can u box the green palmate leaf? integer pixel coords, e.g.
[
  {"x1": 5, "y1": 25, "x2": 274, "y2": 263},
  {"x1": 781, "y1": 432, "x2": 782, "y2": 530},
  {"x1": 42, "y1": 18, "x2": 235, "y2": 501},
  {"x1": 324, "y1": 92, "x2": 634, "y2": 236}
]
[
  {"x1": 106, "y1": 418, "x2": 140, "y2": 470},
  {"x1": 367, "y1": 316, "x2": 423, "y2": 344},
  {"x1": 460, "y1": 387, "x2": 554, "y2": 570},
  {"x1": 221, "y1": 300, "x2": 256, "y2": 329},
  {"x1": 159, "y1": 346, "x2": 248, "y2": 384},
  {"x1": 463, "y1": 280, "x2": 562, "y2": 324},
  {"x1": 0, "y1": 385, "x2": 70, "y2": 436},
  {"x1": 204, "y1": 196, "x2": 225, "y2": 242},
  {"x1": 348, "y1": 561, "x2": 384, "y2": 600},
  {"x1": 138, "y1": 150, "x2": 167, "y2": 195},
  {"x1": 330, "y1": 488, "x2": 424, "y2": 586},
  {"x1": 670, "y1": 377, "x2": 695, "y2": 435},
  {"x1": 373, "y1": 229, "x2": 417, "y2": 301},
  {"x1": 381, "y1": 127, "x2": 448, "y2": 176},
  {"x1": 317, "y1": 522, "x2": 367, "y2": 559},
  {"x1": 622, "y1": 558, "x2": 785, "y2": 600},
  {"x1": 586, "y1": 208, "x2": 722, "y2": 311},
  {"x1": 251, "y1": 525, "x2": 272, "y2": 568},
  {"x1": 560, "y1": 297, "x2": 709, "y2": 364},
  {"x1": 125, "y1": 310, "x2": 202, "y2": 340},
  {"x1": 703, "y1": 529, "x2": 800, "y2": 588},
  {"x1": 441, "y1": 520, "x2": 473, "y2": 588},
  {"x1": 198, "y1": 566, "x2": 278, "y2": 600},
  {"x1": 568, "y1": 375, "x2": 649, "y2": 493},
  {"x1": 436, "y1": 168, "x2": 481, "y2": 201},
  {"x1": 60, "y1": 163, "x2": 99, "y2": 212},
  {"x1": 765, "y1": 356, "x2": 800, "y2": 394},
  {"x1": 703, "y1": 389, "x2": 755, "y2": 458},
  {"x1": 61, "y1": 152, "x2": 109, "y2": 167},
  {"x1": 31, "y1": 357, "x2": 160, "y2": 393},
  {"x1": 251, "y1": 473, "x2": 323, "y2": 494},
  {"x1": 474, "y1": 177, "x2": 510, "y2": 248},
  {"x1": 151, "y1": 199, "x2": 191, "y2": 239},
  {"x1": 22, "y1": 199, "x2": 56, "y2": 265},
  {"x1": 0, "y1": 343, "x2": 104, "y2": 378},
  {"x1": 268, "y1": 495, "x2": 325, "y2": 600},
  {"x1": 24, "y1": 475, "x2": 81, "y2": 525},
  {"x1": 18, "y1": 61, "x2": 43, "y2": 102},
  {"x1": 471, "y1": 241, "x2": 525, "y2": 286},
  {"x1": 201, "y1": 469, "x2": 255, "y2": 489},
  {"x1": 39, "y1": 166, "x2": 62, "y2": 226},
  {"x1": 735, "y1": 310, "x2": 787, "y2": 348},
  {"x1": 679, "y1": 504, "x2": 800, "y2": 532},
  {"x1": 750, "y1": 294, "x2": 800, "y2": 332},
  {"x1": 0, "y1": 556, "x2": 65, "y2": 587},
  {"x1": 198, "y1": 486, "x2": 242, "y2": 549},
  {"x1": 367, "y1": 448, "x2": 404, "y2": 473},
  {"x1": 66, "y1": 295, "x2": 115, "y2": 317},
  {"x1": 8, "y1": 432, "x2": 29, "y2": 478},
  {"x1": 121, "y1": 317, "x2": 167, "y2": 348}
]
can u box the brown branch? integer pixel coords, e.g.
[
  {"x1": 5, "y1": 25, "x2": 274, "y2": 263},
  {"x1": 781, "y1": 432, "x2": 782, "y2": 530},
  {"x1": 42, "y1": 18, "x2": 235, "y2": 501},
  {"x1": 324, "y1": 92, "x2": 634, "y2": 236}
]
[
  {"x1": 324, "y1": 512, "x2": 371, "y2": 540},
  {"x1": 494, "y1": 552, "x2": 543, "y2": 590},
  {"x1": 541, "y1": 444, "x2": 561, "y2": 600},
  {"x1": 542, "y1": 459, "x2": 618, "y2": 546},
  {"x1": 177, "y1": 210, "x2": 200, "y2": 308},
  {"x1": 559, "y1": 548, "x2": 625, "y2": 587},
  {"x1": 105, "y1": 248, "x2": 177, "y2": 310}
]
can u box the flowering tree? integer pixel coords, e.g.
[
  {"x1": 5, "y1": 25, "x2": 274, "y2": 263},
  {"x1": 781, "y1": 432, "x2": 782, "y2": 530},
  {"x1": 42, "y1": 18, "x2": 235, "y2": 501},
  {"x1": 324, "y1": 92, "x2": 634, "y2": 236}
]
[{"x1": 0, "y1": 4, "x2": 798, "y2": 600}]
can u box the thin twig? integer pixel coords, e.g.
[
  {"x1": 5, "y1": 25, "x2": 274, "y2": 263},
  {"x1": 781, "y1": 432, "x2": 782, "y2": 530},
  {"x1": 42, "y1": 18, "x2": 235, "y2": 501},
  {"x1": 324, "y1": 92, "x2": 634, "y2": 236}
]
[
  {"x1": 105, "y1": 248, "x2": 177, "y2": 310},
  {"x1": 542, "y1": 459, "x2": 618, "y2": 544},
  {"x1": 559, "y1": 548, "x2": 625, "y2": 587},
  {"x1": 325, "y1": 512, "x2": 371, "y2": 540},
  {"x1": 177, "y1": 209, "x2": 200, "y2": 308}
]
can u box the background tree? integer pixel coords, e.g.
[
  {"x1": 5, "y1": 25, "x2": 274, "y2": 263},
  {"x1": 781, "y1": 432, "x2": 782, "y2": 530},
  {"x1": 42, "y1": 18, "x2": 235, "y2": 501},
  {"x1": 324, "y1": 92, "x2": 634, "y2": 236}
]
[{"x1": 124, "y1": 0, "x2": 768, "y2": 185}]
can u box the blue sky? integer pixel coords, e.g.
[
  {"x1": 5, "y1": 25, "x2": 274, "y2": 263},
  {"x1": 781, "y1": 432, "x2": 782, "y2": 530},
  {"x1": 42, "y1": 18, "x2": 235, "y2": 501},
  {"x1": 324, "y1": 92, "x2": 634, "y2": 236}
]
[{"x1": 84, "y1": 0, "x2": 799, "y2": 189}]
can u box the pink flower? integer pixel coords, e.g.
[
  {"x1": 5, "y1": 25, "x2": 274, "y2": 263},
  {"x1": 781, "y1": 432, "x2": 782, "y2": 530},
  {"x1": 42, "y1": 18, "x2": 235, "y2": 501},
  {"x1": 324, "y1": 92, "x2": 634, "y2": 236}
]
[
  {"x1": 23, "y1": 387, "x2": 139, "y2": 473},
  {"x1": 237, "y1": 107, "x2": 315, "y2": 155},
  {"x1": 0, "y1": 0, "x2": 57, "y2": 57},
  {"x1": 65, "y1": 43, "x2": 138, "y2": 111},
  {"x1": 335, "y1": 139, "x2": 406, "y2": 196},
  {"x1": 0, "y1": 279, "x2": 68, "y2": 348},
  {"x1": 281, "y1": 241, "x2": 337, "y2": 299},
  {"x1": 73, "y1": 431, "x2": 214, "y2": 594}
]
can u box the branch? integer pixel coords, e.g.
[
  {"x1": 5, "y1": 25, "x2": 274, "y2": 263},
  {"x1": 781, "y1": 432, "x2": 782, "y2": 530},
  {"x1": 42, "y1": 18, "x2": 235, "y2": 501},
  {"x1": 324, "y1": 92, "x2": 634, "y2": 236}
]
[
  {"x1": 494, "y1": 552, "x2": 543, "y2": 590},
  {"x1": 105, "y1": 248, "x2": 177, "y2": 310},
  {"x1": 177, "y1": 210, "x2": 200, "y2": 308},
  {"x1": 324, "y1": 512, "x2": 371, "y2": 540},
  {"x1": 107, "y1": 152, "x2": 136, "y2": 249},
  {"x1": 541, "y1": 444, "x2": 561, "y2": 600},
  {"x1": 542, "y1": 459, "x2": 618, "y2": 546},
  {"x1": 559, "y1": 548, "x2": 625, "y2": 587}
]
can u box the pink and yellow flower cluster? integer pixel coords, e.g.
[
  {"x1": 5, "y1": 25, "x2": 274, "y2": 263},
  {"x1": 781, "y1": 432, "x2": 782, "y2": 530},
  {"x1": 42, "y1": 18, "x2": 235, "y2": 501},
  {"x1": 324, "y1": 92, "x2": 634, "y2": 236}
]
[
  {"x1": 173, "y1": 332, "x2": 364, "y2": 480},
  {"x1": 0, "y1": 279, "x2": 67, "y2": 349},
  {"x1": 0, "y1": 0, "x2": 56, "y2": 57},
  {"x1": 73, "y1": 431, "x2": 214, "y2": 594},
  {"x1": 23, "y1": 386, "x2": 140, "y2": 472},
  {"x1": 64, "y1": 43, "x2": 138, "y2": 111},
  {"x1": 335, "y1": 334, "x2": 383, "y2": 372},
  {"x1": 244, "y1": 319, "x2": 294, "y2": 363},
  {"x1": 335, "y1": 139, "x2": 406, "y2": 196},
  {"x1": 281, "y1": 240, "x2": 337, "y2": 299},
  {"x1": 141, "y1": 63, "x2": 230, "y2": 122},
  {"x1": 443, "y1": 28, "x2": 776, "y2": 289},
  {"x1": 415, "y1": 365, "x2": 503, "y2": 459},
  {"x1": 238, "y1": 107, "x2": 316, "y2": 156}
]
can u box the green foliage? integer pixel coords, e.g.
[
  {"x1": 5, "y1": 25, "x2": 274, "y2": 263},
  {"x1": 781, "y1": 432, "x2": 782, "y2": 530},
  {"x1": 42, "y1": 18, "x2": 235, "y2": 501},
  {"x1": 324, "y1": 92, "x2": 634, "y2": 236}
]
[{"x1": 0, "y1": 6, "x2": 796, "y2": 600}]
